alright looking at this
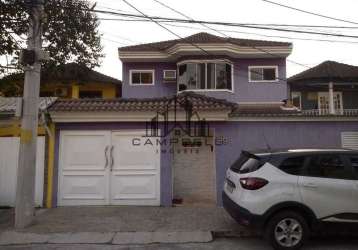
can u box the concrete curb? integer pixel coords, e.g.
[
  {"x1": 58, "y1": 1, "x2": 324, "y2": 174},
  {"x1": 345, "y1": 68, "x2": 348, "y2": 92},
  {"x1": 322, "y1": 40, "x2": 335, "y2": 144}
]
[{"x1": 0, "y1": 231, "x2": 213, "y2": 246}]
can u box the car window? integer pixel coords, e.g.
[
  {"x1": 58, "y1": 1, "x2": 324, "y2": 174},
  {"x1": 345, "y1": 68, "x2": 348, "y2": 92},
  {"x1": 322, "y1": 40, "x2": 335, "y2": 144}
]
[
  {"x1": 306, "y1": 154, "x2": 352, "y2": 180},
  {"x1": 230, "y1": 152, "x2": 263, "y2": 174},
  {"x1": 349, "y1": 156, "x2": 358, "y2": 175},
  {"x1": 279, "y1": 156, "x2": 305, "y2": 175}
]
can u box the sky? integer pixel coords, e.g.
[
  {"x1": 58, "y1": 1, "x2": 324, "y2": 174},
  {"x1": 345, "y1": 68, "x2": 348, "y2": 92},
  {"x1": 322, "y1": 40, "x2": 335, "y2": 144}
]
[{"x1": 94, "y1": 0, "x2": 358, "y2": 80}]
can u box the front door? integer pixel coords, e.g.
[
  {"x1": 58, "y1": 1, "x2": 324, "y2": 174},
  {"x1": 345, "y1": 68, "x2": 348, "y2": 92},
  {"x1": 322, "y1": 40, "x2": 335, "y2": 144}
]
[
  {"x1": 58, "y1": 130, "x2": 160, "y2": 206},
  {"x1": 318, "y1": 92, "x2": 343, "y2": 114}
]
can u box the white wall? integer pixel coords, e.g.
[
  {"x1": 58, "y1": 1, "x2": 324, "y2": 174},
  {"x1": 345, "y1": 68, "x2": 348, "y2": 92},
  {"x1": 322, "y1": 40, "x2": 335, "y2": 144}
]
[{"x1": 0, "y1": 137, "x2": 45, "y2": 207}]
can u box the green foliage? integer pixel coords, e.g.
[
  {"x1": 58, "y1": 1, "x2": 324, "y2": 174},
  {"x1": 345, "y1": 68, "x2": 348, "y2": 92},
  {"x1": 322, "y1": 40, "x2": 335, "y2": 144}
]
[{"x1": 0, "y1": 0, "x2": 103, "y2": 71}]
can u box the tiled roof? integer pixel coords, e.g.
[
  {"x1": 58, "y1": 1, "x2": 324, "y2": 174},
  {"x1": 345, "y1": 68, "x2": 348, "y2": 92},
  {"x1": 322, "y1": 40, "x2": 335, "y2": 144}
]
[
  {"x1": 288, "y1": 61, "x2": 358, "y2": 84},
  {"x1": 0, "y1": 63, "x2": 121, "y2": 85},
  {"x1": 49, "y1": 92, "x2": 237, "y2": 112},
  {"x1": 230, "y1": 103, "x2": 301, "y2": 117},
  {"x1": 118, "y1": 32, "x2": 292, "y2": 52},
  {"x1": 0, "y1": 97, "x2": 57, "y2": 114}
]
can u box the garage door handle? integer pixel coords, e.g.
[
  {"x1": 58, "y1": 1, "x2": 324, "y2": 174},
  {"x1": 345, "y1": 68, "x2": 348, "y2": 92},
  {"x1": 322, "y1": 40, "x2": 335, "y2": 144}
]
[
  {"x1": 110, "y1": 145, "x2": 114, "y2": 171},
  {"x1": 104, "y1": 146, "x2": 109, "y2": 169}
]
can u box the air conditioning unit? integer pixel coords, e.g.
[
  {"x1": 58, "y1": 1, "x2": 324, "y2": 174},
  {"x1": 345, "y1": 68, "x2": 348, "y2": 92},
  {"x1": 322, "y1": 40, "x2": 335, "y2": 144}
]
[
  {"x1": 54, "y1": 88, "x2": 68, "y2": 97},
  {"x1": 163, "y1": 70, "x2": 176, "y2": 80}
]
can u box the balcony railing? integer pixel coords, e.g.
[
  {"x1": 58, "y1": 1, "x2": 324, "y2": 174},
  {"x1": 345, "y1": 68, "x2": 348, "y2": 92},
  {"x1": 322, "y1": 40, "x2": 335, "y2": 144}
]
[{"x1": 301, "y1": 109, "x2": 358, "y2": 116}]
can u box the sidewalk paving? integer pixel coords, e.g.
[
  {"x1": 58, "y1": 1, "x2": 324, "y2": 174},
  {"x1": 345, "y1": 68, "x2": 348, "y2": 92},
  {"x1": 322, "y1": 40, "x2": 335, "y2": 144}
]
[{"x1": 0, "y1": 206, "x2": 253, "y2": 246}]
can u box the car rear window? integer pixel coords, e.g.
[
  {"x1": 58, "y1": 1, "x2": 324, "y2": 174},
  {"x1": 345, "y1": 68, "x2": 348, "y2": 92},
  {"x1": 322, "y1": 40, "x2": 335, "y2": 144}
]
[{"x1": 230, "y1": 152, "x2": 264, "y2": 174}]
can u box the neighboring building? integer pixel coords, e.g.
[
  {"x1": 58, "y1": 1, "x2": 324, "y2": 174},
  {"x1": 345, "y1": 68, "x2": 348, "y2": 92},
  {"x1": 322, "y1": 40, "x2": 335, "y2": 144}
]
[
  {"x1": 0, "y1": 63, "x2": 122, "y2": 98},
  {"x1": 0, "y1": 97, "x2": 57, "y2": 207},
  {"x1": 288, "y1": 60, "x2": 358, "y2": 116},
  {"x1": 16, "y1": 32, "x2": 357, "y2": 209}
]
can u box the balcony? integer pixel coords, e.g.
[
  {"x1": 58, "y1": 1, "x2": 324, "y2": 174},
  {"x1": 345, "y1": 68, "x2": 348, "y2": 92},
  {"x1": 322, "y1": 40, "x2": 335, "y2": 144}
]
[{"x1": 301, "y1": 109, "x2": 358, "y2": 116}]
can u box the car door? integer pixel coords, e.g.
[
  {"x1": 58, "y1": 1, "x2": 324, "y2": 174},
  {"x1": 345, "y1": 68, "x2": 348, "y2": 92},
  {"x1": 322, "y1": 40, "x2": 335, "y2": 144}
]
[
  {"x1": 298, "y1": 153, "x2": 356, "y2": 220},
  {"x1": 347, "y1": 155, "x2": 358, "y2": 216}
]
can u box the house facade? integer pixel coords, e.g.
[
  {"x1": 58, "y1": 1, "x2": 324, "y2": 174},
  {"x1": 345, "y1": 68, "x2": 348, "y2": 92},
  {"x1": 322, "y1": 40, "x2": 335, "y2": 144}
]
[
  {"x1": 288, "y1": 60, "x2": 358, "y2": 116},
  {"x1": 43, "y1": 33, "x2": 358, "y2": 208},
  {"x1": 0, "y1": 63, "x2": 122, "y2": 99}
]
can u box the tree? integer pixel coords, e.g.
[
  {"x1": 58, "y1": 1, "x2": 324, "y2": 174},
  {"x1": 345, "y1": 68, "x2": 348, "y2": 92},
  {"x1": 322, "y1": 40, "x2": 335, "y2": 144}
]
[{"x1": 0, "y1": 0, "x2": 103, "y2": 74}]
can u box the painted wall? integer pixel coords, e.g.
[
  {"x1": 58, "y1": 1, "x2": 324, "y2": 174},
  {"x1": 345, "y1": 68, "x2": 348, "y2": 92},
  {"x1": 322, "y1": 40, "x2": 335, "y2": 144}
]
[
  {"x1": 41, "y1": 82, "x2": 119, "y2": 99},
  {"x1": 122, "y1": 62, "x2": 177, "y2": 98},
  {"x1": 122, "y1": 57, "x2": 287, "y2": 103},
  {"x1": 213, "y1": 121, "x2": 358, "y2": 205},
  {"x1": 51, "y1": 120, "x2": 358, "y2": 208}
]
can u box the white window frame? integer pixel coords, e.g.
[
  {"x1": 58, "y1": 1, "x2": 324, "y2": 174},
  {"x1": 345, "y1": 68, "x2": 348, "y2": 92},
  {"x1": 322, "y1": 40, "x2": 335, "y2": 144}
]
[
  {"x1": 129, "y1": 69, "x2": 155, "y2": 86},
  {"x1": 163, "y1": 70, "x2": 176, "y2": 80},
  {"x1": 291, "y1": 91, "x2": 302, "y2": 110},
  {"x1": 177, "y1": 59, "x2": 234, "y2": 93},
  {"x1": 248, "y1": 65, "x2": 279, "y2": 83}
]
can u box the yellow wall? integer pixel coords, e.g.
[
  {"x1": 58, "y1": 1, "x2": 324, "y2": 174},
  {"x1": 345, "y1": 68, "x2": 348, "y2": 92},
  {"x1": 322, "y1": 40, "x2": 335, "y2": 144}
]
[
  {"x1": 0, "y1": 120, "x2": 45, "y2": 137},
  {"x1": 40, "y1": 82, "x2": 117, "y2": 99}
]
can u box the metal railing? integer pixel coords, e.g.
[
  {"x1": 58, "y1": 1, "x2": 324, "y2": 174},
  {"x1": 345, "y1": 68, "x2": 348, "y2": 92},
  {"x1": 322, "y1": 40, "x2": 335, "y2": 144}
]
[{"x1": 301, "y1": 109, "x2": 358, "y2": 116}]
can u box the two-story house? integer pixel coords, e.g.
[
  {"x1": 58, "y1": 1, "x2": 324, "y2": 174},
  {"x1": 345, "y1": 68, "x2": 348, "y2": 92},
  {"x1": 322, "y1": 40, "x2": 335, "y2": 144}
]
[
  {"x1": 0, "y1": 63, "x2": 121, "y2": 99},
  {"x1": 44, "y1": 33, "x2": 358, "y2": 209},
  {"x1": 288, "y1": 60, "x2": 358, "y2": 116}
]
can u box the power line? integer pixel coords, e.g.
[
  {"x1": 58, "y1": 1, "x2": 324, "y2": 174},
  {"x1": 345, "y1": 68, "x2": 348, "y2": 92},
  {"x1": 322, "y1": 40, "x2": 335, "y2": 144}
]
[
  {"x1": 120, "y1": 0, "x2": 211, "y2": 55},
  {"x1": 151, "y1": 0, "x2": 309, "y2": 68},
  {"x1": 162, "y1": 22, "x2": 358, "y2": 45},
  {"x1": 99, "y1": 17, "x2": 358, "y2": 29},
  {"x1": 91, "y1": 8, "x2": 358, "y2": 39},
  {"x1": 261, "y1": 0, "x2": 358, "y2": 25}
]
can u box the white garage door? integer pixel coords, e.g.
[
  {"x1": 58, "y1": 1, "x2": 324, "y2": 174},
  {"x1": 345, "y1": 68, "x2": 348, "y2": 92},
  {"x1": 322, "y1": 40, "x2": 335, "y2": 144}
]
[
  {"x1": 342, "y1": 132, "x2": 358, "y2": 150},
  {"x1": 58, "y1": 131, "x2": 160, "y2": 206}
]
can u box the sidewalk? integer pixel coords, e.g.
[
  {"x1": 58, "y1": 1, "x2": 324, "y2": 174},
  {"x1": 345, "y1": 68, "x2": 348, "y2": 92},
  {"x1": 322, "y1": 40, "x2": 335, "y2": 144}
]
[{"x1": 0, "y1": 206, "x2": 253, "y2": 246}]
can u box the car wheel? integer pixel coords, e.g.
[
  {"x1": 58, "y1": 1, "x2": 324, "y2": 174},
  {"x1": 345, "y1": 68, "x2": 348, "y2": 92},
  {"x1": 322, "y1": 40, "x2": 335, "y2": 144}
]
[{"x1": 264, "y1": 211, "x2": 310, "y2": 250}]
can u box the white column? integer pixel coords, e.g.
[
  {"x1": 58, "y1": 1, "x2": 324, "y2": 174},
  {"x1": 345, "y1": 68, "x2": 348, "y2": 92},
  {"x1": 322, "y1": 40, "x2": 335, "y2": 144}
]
[{"x1": 328, "y1": 82, "x2": 335, "y2": 115}]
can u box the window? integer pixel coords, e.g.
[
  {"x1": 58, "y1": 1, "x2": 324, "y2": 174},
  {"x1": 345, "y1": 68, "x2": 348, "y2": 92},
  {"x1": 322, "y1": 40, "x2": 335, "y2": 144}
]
[
  {"x1": 280, "y1": 156, "x2": 305, "y2": 175},
  {"x1": 249, "y1": 66, "x2": 278, "y2": 82},
  {"x1": 305, "y1": 154, "x2": 351, "y2": 179},
  {"x1": 291, "y1": 92, "x2": 302, "y2": 109},
  {"x1": 177, "y1": 61, "x2": 232, "y2": 91},
  {"x1": 79, "y1": 91, "x2": 102, "y2": 98},
  {"x1": 40, "y1": 91, "x2": 54, "y2": 97},
  {"x1": 130, "y1": 70, "x2": 154, "y2": 85},
  {"x1": 163, "y1": 70, "x2": 176, "y2": 80}
]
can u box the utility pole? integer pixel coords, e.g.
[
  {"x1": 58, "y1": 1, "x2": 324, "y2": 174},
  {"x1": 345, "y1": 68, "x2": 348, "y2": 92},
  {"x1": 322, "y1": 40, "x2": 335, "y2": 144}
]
[{"x1": 15, "y1": 0, "x2": 44, "y2": 228}]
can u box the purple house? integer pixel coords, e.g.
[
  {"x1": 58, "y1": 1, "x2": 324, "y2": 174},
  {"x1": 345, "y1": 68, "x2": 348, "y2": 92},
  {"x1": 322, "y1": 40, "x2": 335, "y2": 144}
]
[{"x1": 47, "y1": 33, "x2": 358, "y2": 208}]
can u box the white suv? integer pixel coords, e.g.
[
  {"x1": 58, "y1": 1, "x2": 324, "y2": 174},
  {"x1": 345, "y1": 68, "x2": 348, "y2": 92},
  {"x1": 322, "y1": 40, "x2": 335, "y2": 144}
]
[{"x1": 223, "y1": 149, "x2": 358, "y2": 250}]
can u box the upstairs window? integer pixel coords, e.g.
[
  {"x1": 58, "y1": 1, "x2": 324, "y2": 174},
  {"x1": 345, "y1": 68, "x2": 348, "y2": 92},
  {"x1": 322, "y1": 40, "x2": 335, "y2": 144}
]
[
  {"x1": 130, "y1": 70, "x2": 154, "y2": 85},
  {"x1": 249, "y1": 66, "x2": 278, "y2": 82},
  {"x1": 79, "y1": 91, "x2": 102, "y2": 98},
  {"x1": 291, "y1": 92, "x2": 302, "y2": 109},
  {"x1": 178, "y1": 61, "x2": 232, "y2": 91}
]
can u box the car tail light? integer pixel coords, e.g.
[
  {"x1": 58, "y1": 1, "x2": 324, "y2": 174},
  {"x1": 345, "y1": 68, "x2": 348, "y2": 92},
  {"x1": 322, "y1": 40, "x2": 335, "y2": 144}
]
[{"x1": 239, "y1": 177, "x2": 268, "y2": 190}]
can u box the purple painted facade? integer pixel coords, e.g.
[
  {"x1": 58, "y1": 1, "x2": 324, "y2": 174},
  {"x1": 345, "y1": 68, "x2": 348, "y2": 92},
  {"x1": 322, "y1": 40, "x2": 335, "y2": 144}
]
[
  {"x1": 122, "y1": 57, "x2": 287, "y2": 103},
  {"x1": 51, "y1": 120, "x2": 358, "y2": 207}
]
